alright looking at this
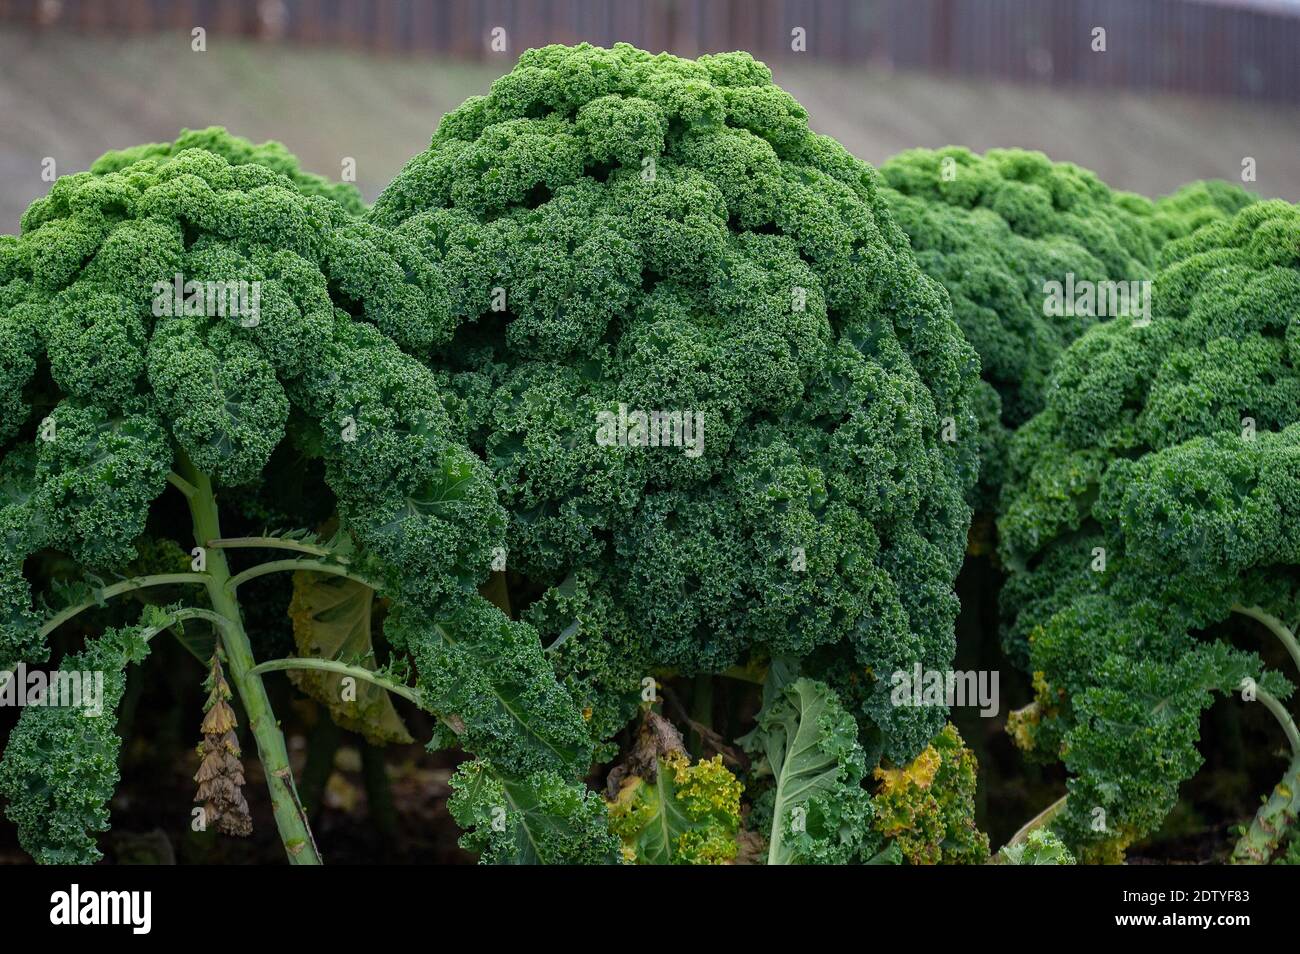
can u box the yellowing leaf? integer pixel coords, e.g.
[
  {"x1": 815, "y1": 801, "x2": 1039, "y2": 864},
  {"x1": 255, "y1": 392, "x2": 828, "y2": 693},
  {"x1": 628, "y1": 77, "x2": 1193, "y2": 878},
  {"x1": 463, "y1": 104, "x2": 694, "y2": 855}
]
[
  {"x1": 607, "y1": 753, "x2": 741, "y2": 865},
  {"x1": 287, "y1": 571, "x2": 412, "y2": 745}
]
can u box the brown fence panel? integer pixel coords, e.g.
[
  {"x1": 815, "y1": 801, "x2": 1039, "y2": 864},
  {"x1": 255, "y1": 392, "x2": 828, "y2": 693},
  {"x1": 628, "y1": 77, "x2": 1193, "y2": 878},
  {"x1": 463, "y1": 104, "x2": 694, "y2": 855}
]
[{"x1": 1, "y1": 0, "x2": 1296, "y2": 102}]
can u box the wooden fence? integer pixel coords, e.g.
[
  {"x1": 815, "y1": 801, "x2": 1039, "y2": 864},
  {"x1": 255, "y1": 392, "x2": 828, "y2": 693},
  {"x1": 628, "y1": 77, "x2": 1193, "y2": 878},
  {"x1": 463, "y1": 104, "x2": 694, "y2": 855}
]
[{"x1": 1, "y1": 0, "x2": 1297, "y2": 102}]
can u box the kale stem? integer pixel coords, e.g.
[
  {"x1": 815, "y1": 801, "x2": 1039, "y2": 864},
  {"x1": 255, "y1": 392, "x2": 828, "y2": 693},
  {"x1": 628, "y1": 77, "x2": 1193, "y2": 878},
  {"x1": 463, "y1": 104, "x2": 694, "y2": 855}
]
[
  {"x1": 1230, "y1": 681, "x2": 1300, "y2": 863},
  {"x1": 689, "y1": 673, "x2": 713, "y2": 759},
  {"x1": 361, "y1": 741, "x2": 399, "y2": 842},
  {"x1": 251, "y1": 656, "x2": 465, "y2": 738},
  {"x1": 178, "y1": 455, "x2": 323, "y2": 865},
  {"x1": 993, "y1": 793, "x2": 1069, "y2": 863},
  {"x1": 298, "y1": 715, "x2": 342, "y2": 823},
  {"x1": 132, "y1": 606, "x2": 237, "y2": 643}
]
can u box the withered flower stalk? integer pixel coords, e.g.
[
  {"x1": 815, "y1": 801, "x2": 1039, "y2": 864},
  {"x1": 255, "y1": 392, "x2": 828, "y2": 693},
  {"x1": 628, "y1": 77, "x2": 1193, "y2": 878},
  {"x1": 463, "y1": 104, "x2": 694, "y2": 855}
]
[{"x1": 194, "y1": 645, "x2": 253, "y2": 837}]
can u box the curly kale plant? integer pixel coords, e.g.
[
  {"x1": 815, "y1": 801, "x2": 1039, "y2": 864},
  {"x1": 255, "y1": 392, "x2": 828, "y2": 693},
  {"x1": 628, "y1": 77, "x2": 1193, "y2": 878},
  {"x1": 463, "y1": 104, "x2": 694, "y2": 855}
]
[
  {"x1": 605, "y1": 708, "x2": 743, "y2": 866},
  {"x1": 998, "y1": 828, "x2": 1076, "y2": 865},
  {"x1": 999, "y1": 199, "x2": 1300, "y2": 862},
  {"x1": 879, "y1": 147, "x2": 1255, "y2": 509},
  {"x1": 870, "y1": 722, "x2": 988, "y2": 864},
  {"x1": 370, "y1": 44, "x2": 982, "y2": 811},
  {"x1": 740, "y1": 676, "x2": 878, "y2": 864},
  {"x1": 0, "y1": 128, "x2": 607, "y2": 864}
]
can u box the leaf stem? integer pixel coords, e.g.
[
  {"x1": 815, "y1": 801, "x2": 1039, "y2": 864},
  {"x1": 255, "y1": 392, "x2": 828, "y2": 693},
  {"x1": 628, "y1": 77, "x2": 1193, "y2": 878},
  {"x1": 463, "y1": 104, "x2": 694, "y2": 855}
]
[
  {"x1": 1233, "y1": 604, "x2": 1300, "y2": 679},
  {"x1": 993, "y1": 794, "x2": 1068, "y2": 863},
  {"x1": 249, "y1": 657, "x2": 422, "y2": 706},
  {"x1": 207, "y1": 535, "x2": 336, "y2": 559},
  {"x1": 166, "y1": 470, "x2": 198, "y2": 500},
  {"x1": 142, "y1": 606, "x2": 238, "y2": 642},
  {"x1": 1256, "y1": 686, "x2": 1300, "y2": 756},
  {"x1": 39, "y1": 573, "x2": 210, "y2": 638},
  {"x1": 1232, "y1": 751, "x2": 1300, "y2": 864},
  {"x1": 226, "y1": 559, "x2": 380, "y2": 593},
  {"x1": 250, "y1": 656, "x2": 467, "y2": 742}
]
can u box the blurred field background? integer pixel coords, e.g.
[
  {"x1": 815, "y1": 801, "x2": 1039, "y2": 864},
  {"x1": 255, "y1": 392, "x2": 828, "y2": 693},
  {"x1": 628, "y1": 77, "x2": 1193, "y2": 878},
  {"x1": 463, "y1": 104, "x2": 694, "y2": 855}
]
[
  {"x1": 2, "y1": 0, "x2": 1300, "y2": 235},
  {"x1": 1, "y1": 0, "x2": 1299, "y2": 861}
]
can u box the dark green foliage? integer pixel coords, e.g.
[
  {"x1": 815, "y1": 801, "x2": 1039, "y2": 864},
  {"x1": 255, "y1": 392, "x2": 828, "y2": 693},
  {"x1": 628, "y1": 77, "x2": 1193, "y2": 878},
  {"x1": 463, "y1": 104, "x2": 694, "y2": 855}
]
[
  {"x1": 1146, "y1": 179, "x2": 1259, "y2": 245},
  {"x1": 448, "y1": 758, "x2": 621, "y2": 865},
  {"x1": 0, "y1": 127, "x2": 598, "y2": 863},
  {"x1": 87, "y1": 126, "x2": 368, "y2": 216},
  {"x1": 999, "y1": 199, "x2": 1300, "y2": 860},
  {"x1": 389, "y1": 600, "x2": 593, "y2": 777},
  {"x1": 373, "y1": 43, "x2": 981, "y2": 770},
  {"x1": 0, "y1": 619, "x2": 150, "y2": 864},
  {"x1": 0, "y1": 127, "x2": 497, "y2": 668},
  {"x1": 879, "y1": 147, "x2": 1257, "y2": 509},
  {"x1": 881, "y1": 147, "x2": 1156, "y2": 277}
]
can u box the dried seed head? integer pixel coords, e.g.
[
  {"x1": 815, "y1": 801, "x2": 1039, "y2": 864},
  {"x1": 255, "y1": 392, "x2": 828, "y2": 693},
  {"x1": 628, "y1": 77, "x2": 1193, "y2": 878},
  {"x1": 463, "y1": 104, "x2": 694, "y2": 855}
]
[{"x1": 193, "y1": 648, "x2": 252, "y2": 838}]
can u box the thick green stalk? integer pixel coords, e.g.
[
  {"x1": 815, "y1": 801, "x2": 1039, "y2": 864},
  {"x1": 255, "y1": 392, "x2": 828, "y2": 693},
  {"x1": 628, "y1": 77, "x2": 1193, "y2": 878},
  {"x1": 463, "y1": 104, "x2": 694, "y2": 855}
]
[
  {"x1": 299, "y1": 715, "x2": 342, "y2": 822},
  {"x1": 178, "y1": 458, "x2": 322, "y2": 865},
  {"x1": 362, "y1": 742, "x2": 399, "y2": 841},
  {"x1": 1227, "y1": 607, "x2": 1300, "y2": 862},
  {"x1": 1232, "y1": 752, "x2": 1300, "y2": 864}
]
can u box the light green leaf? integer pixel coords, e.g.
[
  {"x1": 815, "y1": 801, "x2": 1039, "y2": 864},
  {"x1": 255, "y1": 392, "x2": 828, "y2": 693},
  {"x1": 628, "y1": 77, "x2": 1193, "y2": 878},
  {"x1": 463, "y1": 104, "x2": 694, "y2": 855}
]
[{"x1": 740, "y1": 676, "x2": 873, "y2": 865}]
